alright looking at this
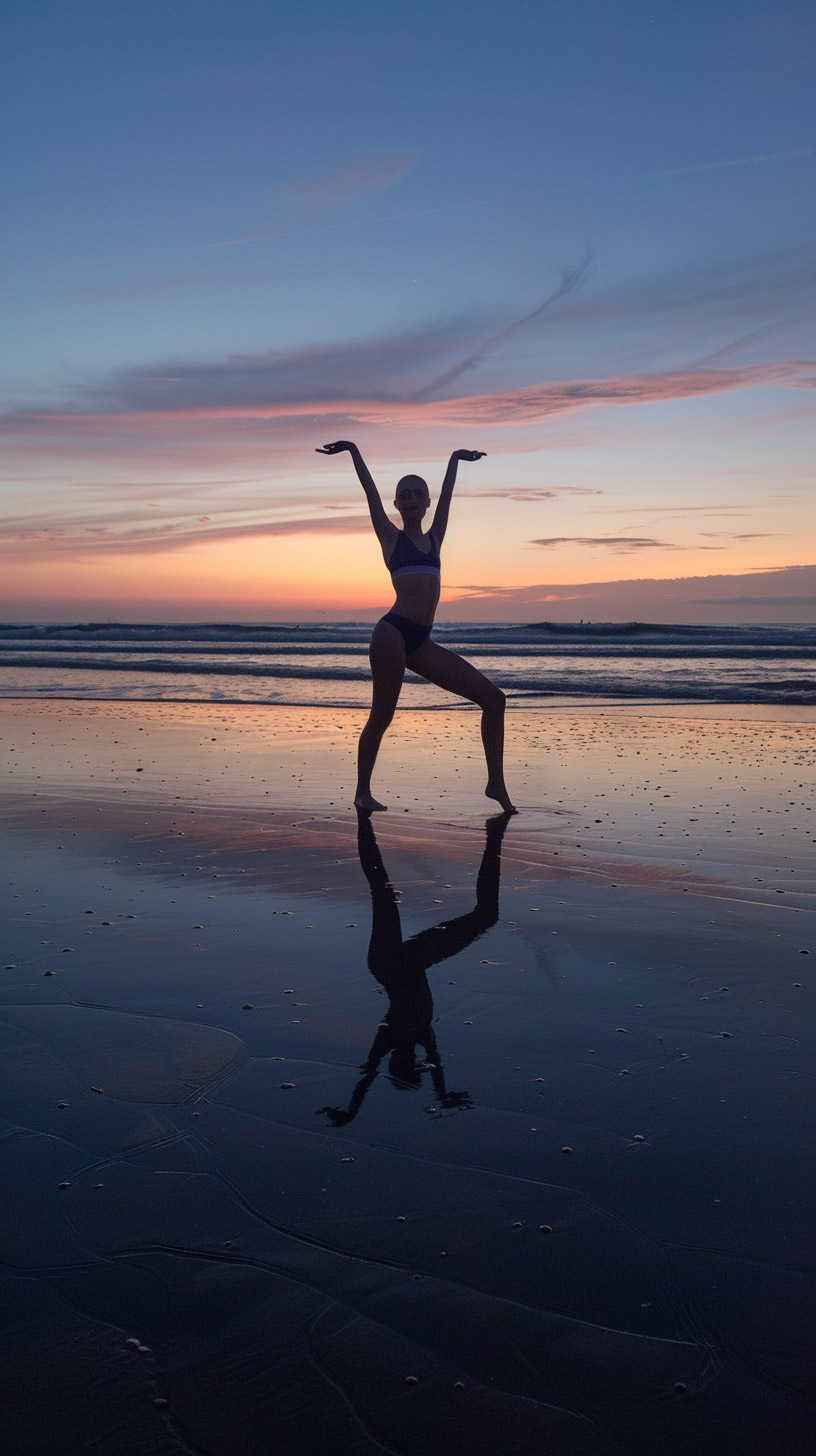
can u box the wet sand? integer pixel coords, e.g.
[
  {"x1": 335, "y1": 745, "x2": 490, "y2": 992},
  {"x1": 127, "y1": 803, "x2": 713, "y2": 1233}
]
[{"x1": 1, "y1": 698, "x2": 814, "y2": 1455}]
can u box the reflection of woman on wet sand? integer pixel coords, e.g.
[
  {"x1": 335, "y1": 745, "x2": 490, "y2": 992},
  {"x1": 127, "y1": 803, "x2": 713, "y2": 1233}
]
[
  {"x1": 317, "y1": 812, "x2": 509, "y2": 1127},
  {"x1": 316, "y1": 441, "x2": 515, "y2": 814}
]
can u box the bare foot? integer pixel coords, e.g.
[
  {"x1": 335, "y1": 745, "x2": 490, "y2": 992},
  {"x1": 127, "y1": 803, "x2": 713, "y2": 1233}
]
[
  {"x1": 486, "y1": 781, "x2": 517, "y2": 813},
  {"x1": 354, "y1": 792, "x2": 388, "y2": 813}
]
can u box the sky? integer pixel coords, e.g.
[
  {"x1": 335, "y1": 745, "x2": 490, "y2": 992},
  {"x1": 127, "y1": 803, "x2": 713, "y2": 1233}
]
[{"x1": 1, "y1": 0, "x2": 814, "y2": 623}]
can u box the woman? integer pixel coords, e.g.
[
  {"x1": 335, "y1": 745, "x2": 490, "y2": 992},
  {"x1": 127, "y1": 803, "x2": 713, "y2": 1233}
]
[{"x1": 316, "y1": 440, "x2": 515, "y2": 813}]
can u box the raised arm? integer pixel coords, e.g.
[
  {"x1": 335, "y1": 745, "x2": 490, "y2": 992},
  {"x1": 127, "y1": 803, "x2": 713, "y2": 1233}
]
[
  {"x1": 430, "y1": 449, "x2": 485, "y2": 544},
  {"x1": 316, "y1": 440, "x2": 395, "y2": 550}
]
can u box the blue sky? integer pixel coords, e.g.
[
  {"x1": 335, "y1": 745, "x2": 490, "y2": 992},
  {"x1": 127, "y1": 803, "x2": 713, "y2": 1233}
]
[{"x1": 1, "y1": 0, "x2": 813, "y2": 619}]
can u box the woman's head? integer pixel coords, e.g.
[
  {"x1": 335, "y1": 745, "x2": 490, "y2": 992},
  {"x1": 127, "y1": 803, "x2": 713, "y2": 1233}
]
[{"x1": 394, "y1": 474, "x2": 430, "y2": 523}]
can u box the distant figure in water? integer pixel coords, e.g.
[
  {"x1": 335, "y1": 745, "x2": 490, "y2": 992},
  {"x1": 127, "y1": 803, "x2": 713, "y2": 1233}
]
[
  {"x1": 317, "y1": 811, "x2": 509, "y2": 1127},
  {"x1": 316, "y1": 440, "x2": 515, "y2": 813}
]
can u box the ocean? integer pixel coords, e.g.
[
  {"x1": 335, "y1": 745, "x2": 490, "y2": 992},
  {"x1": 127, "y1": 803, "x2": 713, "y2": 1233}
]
[{"x1": 1, "y1": 620, "x2": 814, "y2": 707}]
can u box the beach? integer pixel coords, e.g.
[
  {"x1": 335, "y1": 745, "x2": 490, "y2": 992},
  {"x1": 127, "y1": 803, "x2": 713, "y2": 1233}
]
[{"x1": 2, "y1": 696, "x2": 814, "y2": 1455}]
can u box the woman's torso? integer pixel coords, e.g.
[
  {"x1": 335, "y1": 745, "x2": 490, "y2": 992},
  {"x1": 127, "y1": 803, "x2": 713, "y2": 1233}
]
[{"x1": 384, "y1": 529, "x2": 441, "y2": 625}]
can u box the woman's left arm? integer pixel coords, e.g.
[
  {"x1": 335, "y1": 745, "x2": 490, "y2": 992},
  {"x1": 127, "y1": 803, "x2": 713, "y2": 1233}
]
[{"x1": 430, "y1": 449, "x2": 485, "y2": 543}]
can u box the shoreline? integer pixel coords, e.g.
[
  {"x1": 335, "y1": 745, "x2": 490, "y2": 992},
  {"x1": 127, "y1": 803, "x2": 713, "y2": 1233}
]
[{"x1": 2, "y1": 691, "x2": 816, "y2": 723}]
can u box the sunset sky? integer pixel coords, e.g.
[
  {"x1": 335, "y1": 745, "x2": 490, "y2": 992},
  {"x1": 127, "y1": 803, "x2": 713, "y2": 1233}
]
[{"x1": 2, "y1": 0, "x2": 814, "y2": 622}]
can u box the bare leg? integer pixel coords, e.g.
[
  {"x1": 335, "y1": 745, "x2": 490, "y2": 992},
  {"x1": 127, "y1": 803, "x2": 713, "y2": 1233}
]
[
  {"x1": 407, "y1": 639, "x2": 516, "y2": 812},
  {"x1": 355, "y1": 620, "x2": 406, "y2": 811}
]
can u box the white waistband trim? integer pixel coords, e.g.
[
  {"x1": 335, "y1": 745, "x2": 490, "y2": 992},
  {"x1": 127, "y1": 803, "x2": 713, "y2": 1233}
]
[{"x1": 390, "y1": 565, "x2": 441, "y2": 578}]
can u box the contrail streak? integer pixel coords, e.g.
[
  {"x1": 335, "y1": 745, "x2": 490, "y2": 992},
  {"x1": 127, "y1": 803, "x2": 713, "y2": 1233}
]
[
  {"x1": 642, "y1": 148, "x2": 810, "y2": 178},
  {"x1": 411, "y1": 255, "x2": 592, "y2": 401}
]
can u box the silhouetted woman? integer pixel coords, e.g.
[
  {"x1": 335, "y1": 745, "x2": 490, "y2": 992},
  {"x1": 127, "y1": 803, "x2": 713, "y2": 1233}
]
[
  {"x1": 316, "y1": 441, "x2": 515, "y2": 813},
  {"x1": 317, "y1": 811, "x2": 509, "y2": 1127}
]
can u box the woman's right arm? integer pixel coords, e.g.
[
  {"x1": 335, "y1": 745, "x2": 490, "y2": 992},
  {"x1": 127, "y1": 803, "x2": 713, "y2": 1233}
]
[{"x1": 316, "y1": 440, "x2": 395, "y2": 547}]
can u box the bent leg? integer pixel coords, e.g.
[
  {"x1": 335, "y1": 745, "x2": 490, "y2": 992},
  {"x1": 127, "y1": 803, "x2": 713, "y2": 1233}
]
[
  {"x1": 407, "y1": 640, "x2": 515, "y2": 811},
  {"x1": 356, "y1": 620, "x2": 406, "y2": 811}
]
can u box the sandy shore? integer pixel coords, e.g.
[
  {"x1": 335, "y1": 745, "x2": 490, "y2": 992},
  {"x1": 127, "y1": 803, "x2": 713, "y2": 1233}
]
[{"x1": 1, "y1": 699, "x2": 814, "y2": 1454}]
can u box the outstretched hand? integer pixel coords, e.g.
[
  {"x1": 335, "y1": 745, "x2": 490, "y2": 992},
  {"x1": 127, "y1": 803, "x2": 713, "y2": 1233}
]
[
  {"x1": 316, "y1": 440, "x2": 356, "y2": 455},
  {"x1": 452, "y1": 449, "x2": 486, "y2": 462}
]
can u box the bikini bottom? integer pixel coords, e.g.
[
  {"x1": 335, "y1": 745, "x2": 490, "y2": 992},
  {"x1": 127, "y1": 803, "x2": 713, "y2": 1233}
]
[{"x1": 380, "y1": 611, "x2": 432, "y2": 657}]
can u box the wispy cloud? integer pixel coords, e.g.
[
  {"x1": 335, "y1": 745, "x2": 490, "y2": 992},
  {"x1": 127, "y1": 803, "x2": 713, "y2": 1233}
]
[
  {"x1": 92, "y1": 317, "x2": 489, "y2": 411},
  {"x1": 8, "y1": 359, "x2": 806, "y2": 433},
  {"x1": 529, "y1": 535, "x2": 683, "y2": 553},
  {"x1": 522, "y1": 247, "x2": 815, "y2": 368},
  {"x1": 62, "y1": 201, "x2": 445, "y2": 277},
  {"x1": 447, "y1": 585, "x2": 586, "y2": 603},
  {"x1": 694, "y1": 595, "x2": 816, "y2": 606},
  {"x1": 0, "y1": 514, "x2": 373, "y2": 559},
  {"x1": 458, "y1": 486, "x2": 603, "y2": 502},
  {"x1": 642, "y1": 148, "x2": 810, "y2": 179},
  {"x1": 411, "y1": 257, "x2": 592, "y2": 400},
  {"x1": 280, "y1": 150, "x2": 417, "y2": 210},
  {"x1": 39, "y1": 244, "x2": 816, "y2": 416},
  {"x1": 699, "y1": 531, "x2": 782, "y2": 540},
  {"x1": 612, "y1": 503, "x2": 755, "y2": 515}
]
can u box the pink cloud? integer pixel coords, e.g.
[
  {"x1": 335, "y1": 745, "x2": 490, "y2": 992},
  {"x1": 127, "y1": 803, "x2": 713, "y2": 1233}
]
[
  {"x1": 0, "y1": 513, "x2": 374, "y2": 559},
  {"x1": 4, "y1": 360, "x2": 810, "y2": 441},
  {"x1": 281, "y1": 151, "x2": 417, "y2": 210}
]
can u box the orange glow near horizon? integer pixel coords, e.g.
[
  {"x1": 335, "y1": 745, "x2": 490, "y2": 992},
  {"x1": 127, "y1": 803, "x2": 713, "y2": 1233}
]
[
  {"x1": 3, "y1": 518, "x2": 816, "y2": 626},
  {"x1": 2, "y1": 376, "x2": 813, "y2": 622}
]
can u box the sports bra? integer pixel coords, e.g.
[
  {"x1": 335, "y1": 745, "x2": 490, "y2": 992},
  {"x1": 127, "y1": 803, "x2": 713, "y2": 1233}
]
[{"x1": 388, "y1": 530, "x2": 441, "y2": 581}]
